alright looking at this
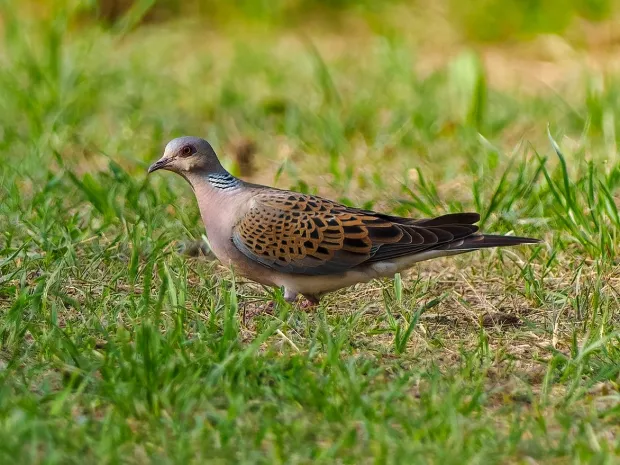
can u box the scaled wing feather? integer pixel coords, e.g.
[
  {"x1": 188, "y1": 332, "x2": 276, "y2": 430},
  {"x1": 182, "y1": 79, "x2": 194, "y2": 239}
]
[{"x1": 231, "y1": 191, "x2": 480, "y2": 275}]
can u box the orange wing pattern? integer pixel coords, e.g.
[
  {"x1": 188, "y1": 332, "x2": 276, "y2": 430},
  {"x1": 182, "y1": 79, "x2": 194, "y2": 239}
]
[{"x1": 231, "y1": 190, "x2": 480, "y2": 275}]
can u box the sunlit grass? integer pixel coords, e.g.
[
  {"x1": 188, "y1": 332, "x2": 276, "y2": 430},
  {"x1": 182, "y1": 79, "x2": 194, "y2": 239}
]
[{"x1": 0, "y1": 2, "x2": 619, "y2": 463}]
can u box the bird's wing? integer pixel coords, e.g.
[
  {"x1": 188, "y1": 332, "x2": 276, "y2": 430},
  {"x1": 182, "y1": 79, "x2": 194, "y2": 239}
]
[{"x1": 231, "y1": 190, "x2": 481, "y2": 276}]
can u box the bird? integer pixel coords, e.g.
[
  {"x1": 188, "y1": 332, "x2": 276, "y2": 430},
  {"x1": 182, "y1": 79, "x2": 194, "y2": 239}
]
[{"x1": 148, "y1": 136, "x2": 540, "y2": 307}]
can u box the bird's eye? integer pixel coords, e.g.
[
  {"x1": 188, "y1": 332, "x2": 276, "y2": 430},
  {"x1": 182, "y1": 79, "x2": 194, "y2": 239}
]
[{"x1": 181, "y1": 145, "x2": 195, "y2": 157}]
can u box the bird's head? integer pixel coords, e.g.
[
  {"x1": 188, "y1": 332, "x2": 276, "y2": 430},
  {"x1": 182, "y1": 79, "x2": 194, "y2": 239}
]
[{"x1": 148, "y1": 136, "x2": 222, "y2": 176}]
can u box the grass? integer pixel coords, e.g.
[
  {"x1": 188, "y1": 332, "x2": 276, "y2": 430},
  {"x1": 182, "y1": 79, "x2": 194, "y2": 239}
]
[{"x1": 0, "y1": 2, "x2": 619, "y2": 464}]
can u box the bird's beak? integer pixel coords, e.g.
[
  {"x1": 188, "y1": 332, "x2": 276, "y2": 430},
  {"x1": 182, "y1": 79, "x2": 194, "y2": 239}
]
[{"x1": 148, "y1": 158, "x2": 171, "y2": 174}]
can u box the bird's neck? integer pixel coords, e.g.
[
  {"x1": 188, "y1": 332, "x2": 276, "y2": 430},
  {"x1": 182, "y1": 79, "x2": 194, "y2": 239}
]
[
  {"x1": 186, "y1": 170, "x2": 250, "y2": 258},
  {"x1": 205, "y1": 171, "x2": 242, "y2": 190},
  {"x1": 185, "y1": 169, "x2": 242, "y2": 192},
  {"x1": 186, "y1": 169, "x2": 246, "y2": 225}
]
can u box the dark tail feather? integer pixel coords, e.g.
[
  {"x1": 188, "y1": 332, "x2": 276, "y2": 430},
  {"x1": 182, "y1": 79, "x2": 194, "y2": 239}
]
[
  {"x1": 445, "y1": 234, "x2": 541, "y2": 251},
  {"x1": 413, "y1": 212, "x2": 480, "y2": 227}
]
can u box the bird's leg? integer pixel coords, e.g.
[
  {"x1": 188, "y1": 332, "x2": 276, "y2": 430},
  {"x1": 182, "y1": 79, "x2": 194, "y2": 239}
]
[
  {"x1": 299, "y1": 294, "x2": 320, "y2": 310},
  {"x1": 283, "y1": 288, "x2": 320, "y2": 310},
  {"x1": 284, "y1": 288, "x2": 299, "y2": 303}
]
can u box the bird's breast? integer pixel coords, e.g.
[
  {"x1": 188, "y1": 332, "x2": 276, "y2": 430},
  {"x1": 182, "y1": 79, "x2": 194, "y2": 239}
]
[{"x1": 192, "y1": 186, "x2": 276, "y2": 284}]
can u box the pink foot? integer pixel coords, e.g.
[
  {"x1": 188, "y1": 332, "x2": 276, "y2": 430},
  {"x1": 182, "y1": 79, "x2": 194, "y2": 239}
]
[{"x1": 299, "y1": 296, "x2": 320, "y2": 310}]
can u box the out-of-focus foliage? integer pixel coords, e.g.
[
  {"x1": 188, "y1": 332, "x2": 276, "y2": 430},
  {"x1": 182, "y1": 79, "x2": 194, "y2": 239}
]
[
  {"x1": 450, "y1": 0, "x2": 618, "y2": 41},
  {"x1": 18, "y1": 0, "x2": 619, "y2": 40},
  {"x1": 88, "y1": 0, "x2": 399, "y2": 26}
]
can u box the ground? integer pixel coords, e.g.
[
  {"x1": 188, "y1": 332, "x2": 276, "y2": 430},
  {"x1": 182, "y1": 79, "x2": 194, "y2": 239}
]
[{"x1": 0, "y1": 2, "x2": 619, "y2": 464}]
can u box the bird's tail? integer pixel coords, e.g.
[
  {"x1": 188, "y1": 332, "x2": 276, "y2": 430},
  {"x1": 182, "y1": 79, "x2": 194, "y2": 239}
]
[{"x1": 443, "y1": 234, "x2": 542, "y2": 251}]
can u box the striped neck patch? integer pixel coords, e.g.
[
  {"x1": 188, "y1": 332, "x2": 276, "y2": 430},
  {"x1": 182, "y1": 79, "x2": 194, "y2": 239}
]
[{"x1": 207, "y1": 172, "x2": 241, "y2": 190}]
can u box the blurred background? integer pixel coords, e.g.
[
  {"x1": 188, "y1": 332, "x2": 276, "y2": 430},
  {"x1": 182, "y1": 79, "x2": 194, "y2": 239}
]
[
  {"x1": 3, "y1": 0, "x2": 620, "y2": 170},
  {"x1": 3, "y1": 0, "x2": 620, "y2": 233}
]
